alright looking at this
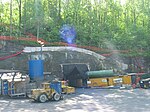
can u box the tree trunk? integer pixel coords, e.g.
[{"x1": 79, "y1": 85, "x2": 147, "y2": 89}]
[
  {"x1": 18, "y1": 0, "x2": 22, "y2": 35},
  {"x1": 24, "y1": 0, "x2": 26, "y2": 33},
  {"x1": 58, "y1": 0, "x2": 61, "y2": 23},
  {"x1": 10, "y1": 0, "x2": 13, "y2": 36}
]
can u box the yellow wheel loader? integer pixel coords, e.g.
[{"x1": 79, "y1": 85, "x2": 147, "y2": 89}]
[{"x1": 30, "y1": 82, "x2": 62, "y2": 103}]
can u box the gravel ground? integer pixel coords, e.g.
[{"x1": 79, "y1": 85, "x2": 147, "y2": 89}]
[{"x1": 0, "y1": 88, "x2": 150, "y2": 112}]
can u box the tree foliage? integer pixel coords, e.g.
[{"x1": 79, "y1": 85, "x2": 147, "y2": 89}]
[{"x1": 0, "y1": 0, "x2": 150, "y2": 57}]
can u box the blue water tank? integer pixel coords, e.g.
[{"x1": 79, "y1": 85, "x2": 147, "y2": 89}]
[
  {"x1": 50, "y1": 82, "x2": 62, "y2": 94},
  {"x1": 29, "y1": 60, "x2": 44, "y2": 80}
]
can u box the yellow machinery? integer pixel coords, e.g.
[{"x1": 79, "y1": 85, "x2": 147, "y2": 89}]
[
  {"x1": 108, "y1": 76, "x2": 123, "y2": 86},
  {"x1": 62, "y1": 86, "x2": 75, "y2": 94},
  {"x1": 87, "y1": 75, "x2": 132, "y2": 87},
  {"x1": 61, "y1": 81, "x2": 75, "y2": 94},
  {"x1": 87, "y1": 78, "x2": 108, "y2": 87},
  {"x1": 108, "y1": 75, "x2": 131, "y2": 86},
  {"x1": 122, "y1": 75, "x2": 132, "y2": 85},
  {"x1": 30, "y1": 82, "x2": 62, "y2": 103}
]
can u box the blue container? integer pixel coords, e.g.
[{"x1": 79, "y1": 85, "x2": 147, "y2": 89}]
[
  {"x1": 29, "y1": 60, "x2": 44, "y2": 80},
  {"x1": 50, "y1": 82, "x2": 62, "y2": 94},
  {"x1": 3, "y1": 80, "x2": 8, "y2": 95}
]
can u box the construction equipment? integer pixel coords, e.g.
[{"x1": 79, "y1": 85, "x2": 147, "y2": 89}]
[
  {"x1": 87, "y1": 75, "x2": 132, "y2": 88},
  {"x1": 30, "y1": 81, "x2": 62, "y2": 103},
  {"x1": 61, "y1": 81, "x2": 75, "y2": 94},
  {"x1": 139, "y1": 78, "x2": 150, "y2": 89},
  {"x1": 62, "y1": 86, "x2": 75, "y2": 94}
]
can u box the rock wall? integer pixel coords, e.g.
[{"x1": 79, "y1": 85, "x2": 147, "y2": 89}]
[{"x1": 0, "y1": 46, "x2": 105, "y2": 79}]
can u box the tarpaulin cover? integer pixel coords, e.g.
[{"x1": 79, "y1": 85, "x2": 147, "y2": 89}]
[{"x1": 62, "y1": 63, "x2": 89, "y2": 80}]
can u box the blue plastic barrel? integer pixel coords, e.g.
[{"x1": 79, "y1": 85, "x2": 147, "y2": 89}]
[
  {"x1": 29, "y1": 60, "x2": 44, "y2": 80},
  {"x1": 50, "y1": 82, "x2": 62, "y2": 94}
]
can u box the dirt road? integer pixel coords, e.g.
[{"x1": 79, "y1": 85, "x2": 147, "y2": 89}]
[{"x1": 0, "y1": 88, "x2": 150, "y2": 112}]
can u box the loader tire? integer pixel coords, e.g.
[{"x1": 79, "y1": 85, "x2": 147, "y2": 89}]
[
  {"x1": 38, "y1": 93, "x2": 48, "y2": 103},
  {"x1": 53, "y1": 93, "x2": 61, "y2": 101}
]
